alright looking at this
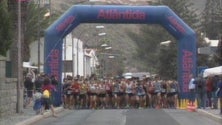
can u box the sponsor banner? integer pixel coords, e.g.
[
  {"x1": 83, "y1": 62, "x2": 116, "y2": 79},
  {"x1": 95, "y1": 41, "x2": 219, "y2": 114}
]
[{"x1": 45, "y1": 5, "x2": 196, "y2": 102}]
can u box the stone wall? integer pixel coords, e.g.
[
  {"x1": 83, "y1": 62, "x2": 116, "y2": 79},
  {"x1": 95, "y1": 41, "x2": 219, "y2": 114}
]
[{"x1": 0, "y1": 56, "x2": 18, "y2": 118}]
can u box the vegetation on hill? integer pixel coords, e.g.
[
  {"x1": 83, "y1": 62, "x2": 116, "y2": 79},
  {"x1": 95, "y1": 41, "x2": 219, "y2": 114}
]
[{"x1": 127, "y1": 0, "x2": 200, "y2": 79}]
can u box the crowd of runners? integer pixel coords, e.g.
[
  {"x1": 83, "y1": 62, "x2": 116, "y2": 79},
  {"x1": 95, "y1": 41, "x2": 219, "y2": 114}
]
[
  {"x1": 24, "y1": 71, "x2": 222, "y2": 115},
  {"x1": 62, "y1": 75, "x2": 179, "y2": 109}
]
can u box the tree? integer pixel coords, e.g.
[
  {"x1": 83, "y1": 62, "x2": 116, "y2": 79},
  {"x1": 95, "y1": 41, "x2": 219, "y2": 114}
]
[
  {"x1": 202, "y1": 0, "x2": 222, "y2": 39},
  {"x1": 157, "y1": 0, "x2": 199, "y2": 79},
  {"x1": 127, "y1": 0, "x2": 200, "y2": 79},
  {"x1": 200, "y1": 0, "x2": 222, "y2": 67},
  {"x1": 127, "y1": 24, "x2": 172, "y2": 73},
  {"x1": 8, "y1": 1, "x2": 58, "y2": 76},
  {"x1": 158, "y1": 42, "x2": 177, "y2": 80},
  {"x1": 157, "y1": 0, "x2": 201, "y2": 79},
  {"x1": 0, "y1": 0, "x2": 13, "y2": 56},
  {"x1": 23, "y1": 1, "x2": 52, "y2": 61},
  {"x1": 217, "y1": 37, "x2": 222, "y2": 65}
]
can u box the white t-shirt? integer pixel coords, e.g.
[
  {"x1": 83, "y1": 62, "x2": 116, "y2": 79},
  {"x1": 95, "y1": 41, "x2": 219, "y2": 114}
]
[
  {"x1": 189, "y1": 78, "x2": 195, "y2": 90},
  {"x1": 34, "y1": 92, "x2": 42, "y2": 100}
]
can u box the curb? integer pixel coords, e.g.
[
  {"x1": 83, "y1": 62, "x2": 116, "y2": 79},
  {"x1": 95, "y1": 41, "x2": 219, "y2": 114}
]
[
  {"x1": 15, "y1": 107, "x2": 64, "y2": 125},
  {"x1": 197, "y1": 109, "x2": 222, "y2": 122}
]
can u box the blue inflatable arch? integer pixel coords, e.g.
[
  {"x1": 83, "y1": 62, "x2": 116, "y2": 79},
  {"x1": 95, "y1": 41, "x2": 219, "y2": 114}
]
[{"x1": 44, "y1": 5, "x2": 196, "y2": 99}]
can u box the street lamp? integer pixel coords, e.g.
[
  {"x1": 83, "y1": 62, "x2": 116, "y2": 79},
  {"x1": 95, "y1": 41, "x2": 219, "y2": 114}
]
[
  {"x1": 98, "y1": 32, "x2": 106, "y2": 36},
  {"x1": 108, "y1": 55, "x2": 115, "y2": 58},
  {"x1": 96, "y1": 25, "x2": 105, "y2": 29},
  {"x1": 105, "y1": 46, "x2": 112, "y2": 50},
  {"x1": 101, "y1": 43, "x2": 108, "y2": 47},
  {"x1": 160, "y1": 40, "x2": 171, "y2": 46}
]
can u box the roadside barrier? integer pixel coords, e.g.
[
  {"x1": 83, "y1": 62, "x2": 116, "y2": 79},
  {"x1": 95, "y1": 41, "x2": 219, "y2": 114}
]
[
  {"x1": 187, "y1": 102, "x2": 197, "y2": 112},
  {"x1": 178, "y1": 99, "x2": 197, "y2": 112}
]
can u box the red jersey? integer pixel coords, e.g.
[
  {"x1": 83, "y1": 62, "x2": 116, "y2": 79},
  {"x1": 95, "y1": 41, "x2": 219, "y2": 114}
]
[
  {"x1": 71, "y1": 82, "x2": 80, "y2": 94},
  {"x1": 206, "y1": 78, "x2": 213, "y2": 92}
]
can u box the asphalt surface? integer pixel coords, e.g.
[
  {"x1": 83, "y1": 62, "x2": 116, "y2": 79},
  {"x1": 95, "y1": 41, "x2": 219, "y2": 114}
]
[
  {"x1": 32, "y1": 109, "x2": 221, "y2": 125},
  {"x1": 1, "y1": 105, "x2": 221, "y2": 125}
]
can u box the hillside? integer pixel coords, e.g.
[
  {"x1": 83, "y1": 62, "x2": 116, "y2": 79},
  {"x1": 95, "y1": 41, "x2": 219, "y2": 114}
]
[{"x1": 72, "y1": 24, "x2": 143, "y2": 71}]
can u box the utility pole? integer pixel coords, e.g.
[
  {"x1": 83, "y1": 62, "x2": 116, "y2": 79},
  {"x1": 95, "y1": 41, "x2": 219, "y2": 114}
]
[
  {"x1": 72, "y1": 32, "x2": 75, "y2": 77},
  {"x1": 77, "y1": 39, "x2": 79, "y2": 77},
  {"x1": 37, "y1": 0, "x2": 41, "y2": 73},
  {"x1": 17, "y1": 0, "x2": 22, "y2": 113},
  {"x1": 219, "y1": 36, "x2": 222, "y2": 65}
]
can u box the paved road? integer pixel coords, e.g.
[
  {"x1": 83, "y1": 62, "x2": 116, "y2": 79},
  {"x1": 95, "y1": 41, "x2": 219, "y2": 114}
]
[{"x1": 33, "y1": 109, "x2": 221, "y2": 125}]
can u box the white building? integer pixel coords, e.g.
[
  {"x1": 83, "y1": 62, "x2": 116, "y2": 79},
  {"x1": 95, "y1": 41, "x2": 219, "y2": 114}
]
[
  {"x1": 29, "y1": 38, "x2": 44, "y2": 72},
  {"x1": 29, "y1": 33, "x2": 98, "y2": 80},
  {"x1": 84, "y1": 49, "x2": 99, "y2": 77},
  {"x1": 62, "y1": 33, "x2": 98, "y2": 79}
]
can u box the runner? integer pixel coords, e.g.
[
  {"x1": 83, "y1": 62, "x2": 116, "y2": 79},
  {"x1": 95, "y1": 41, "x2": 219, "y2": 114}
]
[
  {"x1": 146, "y1": 79, "x2": 155, "y2": 108},
  {"x1": 167, "y1": 80, "x2": 179, "y2": 108},
  {"x1": 136, "y1": 80, "x2": 146, "y2": 109},
  {"x1": 71, "y1": 78, "x2": 80, "y2": 109},
  {"x1": 113, "y1": 79, "x2": 120, "y2": 108},
  {"x1": 97, "y1": 80, "x2": 106, "y2": 109},
  {"x1": 153, "y1": 77, "x2": 162, "y2": 109},
  {"x1": 105, "y1": 79, "x2": 113, "y2": 108},
  {"x1": 89, "y1": 80, "x2": 97, "y2": 109},
  {"x1": 79, "y1": 79, "x2": 88, "y2": 109},
  {"x1": 63, "y1": 76, "x2": 73, "y2": 109},
  {"x1": 125, "y1": 79, "x2": 134, "y2": 108},
  {"x1": 160, "y1": 80, "x2": 167, "y2": 108},
  {"x1": 119, "y1": 79, "x2": 126, "y2": 108}
]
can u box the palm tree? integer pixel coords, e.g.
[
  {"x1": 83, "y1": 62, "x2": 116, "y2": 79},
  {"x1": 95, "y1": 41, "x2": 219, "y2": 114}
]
[
  {"x1": 0, "y1": 0, "x2": 13, "y2": 56},
  {"x1": 8, "y1": 1, "x2": 53, "y2": 76},
  {"x1": 23, "y1": 1, "x2": 51, "y2": 61}
]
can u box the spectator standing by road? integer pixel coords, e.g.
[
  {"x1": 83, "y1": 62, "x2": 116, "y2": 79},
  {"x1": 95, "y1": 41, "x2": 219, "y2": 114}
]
[
  {"x1": 41, "y1": 77, "x2": 57, "y2": 117},
  {"x1": 51, "y1": 75, "x2": 59, "y2": 86},
  {"x1": 195, "y1": 76, "x2": 206, "y2": 109},
  {"x1": 33, "y1": 90, "x2": 43, "y2": 114},
  {"x1": 34, "y1": 74, "x2": 44, "y2": 92},
  {"x1": 216, "y1": 76, "x2": 222, "y2": 115},
  {"x1": 51, "y1": 75, "x2": 59, "y2": 106},
  {"x1": 206, "y1": 76, "x2": 214, "y2": 108},
  {"x1": 212, "y1": 75, "x2": 219, "y2": 109},
  {"x1": 24, "y1": 74, "x2": 34, "y2": 108},
  {"x1": 188, "y1": 74, "x2": 196, "y2": 106}
]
